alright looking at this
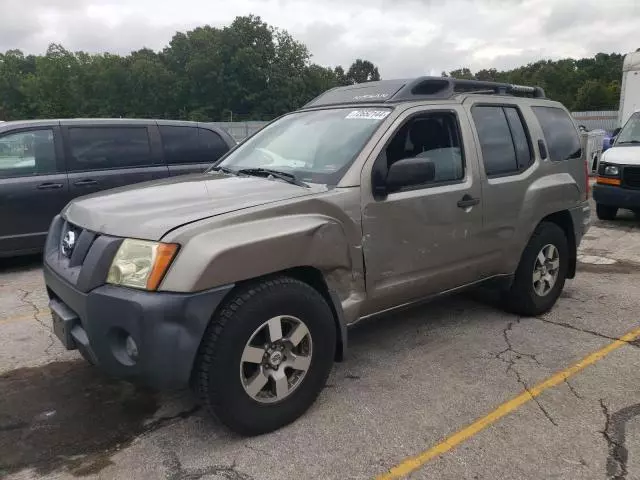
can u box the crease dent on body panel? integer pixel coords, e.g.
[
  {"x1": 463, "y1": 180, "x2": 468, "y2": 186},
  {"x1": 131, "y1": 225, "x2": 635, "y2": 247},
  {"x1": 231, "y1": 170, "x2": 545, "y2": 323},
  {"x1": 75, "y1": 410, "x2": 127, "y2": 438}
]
[
  {"x1": 323, "y1": 227, "x2": 366, "y2": 325},
  {"x1": 333, "y1": 206, "x2": 367, "y2": 324}
]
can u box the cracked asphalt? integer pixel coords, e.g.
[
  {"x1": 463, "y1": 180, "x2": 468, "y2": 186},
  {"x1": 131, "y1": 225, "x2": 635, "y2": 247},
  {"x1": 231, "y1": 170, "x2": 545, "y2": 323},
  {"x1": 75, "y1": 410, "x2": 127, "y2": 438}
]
[{"x1": 1, "y1": 203, "x2": 640, "y2": 480}]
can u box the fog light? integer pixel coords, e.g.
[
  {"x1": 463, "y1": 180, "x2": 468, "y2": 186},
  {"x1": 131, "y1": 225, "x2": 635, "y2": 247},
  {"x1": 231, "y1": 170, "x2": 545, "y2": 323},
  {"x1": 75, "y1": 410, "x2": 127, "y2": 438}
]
[{"x1": 125, "y1": 335, "x2": 139, "y2": 360}]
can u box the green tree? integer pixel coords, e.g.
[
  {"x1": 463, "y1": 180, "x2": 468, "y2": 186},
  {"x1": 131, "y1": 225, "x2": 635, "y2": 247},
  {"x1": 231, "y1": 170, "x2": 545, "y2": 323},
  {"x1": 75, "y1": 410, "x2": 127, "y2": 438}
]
[
  {"x1": 445, "y1": 52, "x2": 624, "y2": 110},
  {"x1": 334, "y1": 66, "x2": 348, "y2": 86},
  {"x1": 0, "y1": 50, "x2": 33, "y2": 119},
  {"x1": 345, "y1": 59, "x2": 380, "y2": 84},
  {"x1": 448, "y1": 67, "x2": 474, "y2": 80},
  {"x1": 573, "y1": 79, "x2": 620, "y2": 110},
  {"x1": 0, "y1": 16, "x2": 382, "y2": 121}
]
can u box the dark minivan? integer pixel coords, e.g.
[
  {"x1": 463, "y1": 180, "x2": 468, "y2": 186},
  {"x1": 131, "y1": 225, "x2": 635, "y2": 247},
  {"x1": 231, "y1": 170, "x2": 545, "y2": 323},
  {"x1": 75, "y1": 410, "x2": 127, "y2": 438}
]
[{"x1": 0, "y1": 118, "x2": 236, "y2": 257}]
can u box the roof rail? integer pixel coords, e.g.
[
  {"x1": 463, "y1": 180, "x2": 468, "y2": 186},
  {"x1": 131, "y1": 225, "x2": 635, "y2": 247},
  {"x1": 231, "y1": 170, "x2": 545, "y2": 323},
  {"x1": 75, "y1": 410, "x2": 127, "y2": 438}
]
[
  {"x1": 302, "y1": 76, "x2": 545, "y2": 108},
  {"x1": 448, "y1": 78, "x2": 545, "y2": 98}
]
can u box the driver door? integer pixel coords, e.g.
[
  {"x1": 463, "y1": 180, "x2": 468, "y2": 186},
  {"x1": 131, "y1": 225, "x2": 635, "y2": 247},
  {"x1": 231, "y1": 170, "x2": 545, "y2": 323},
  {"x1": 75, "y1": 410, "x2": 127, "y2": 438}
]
[{"x1": 360, "y1": 106, "x2": 486, "y2": 315}]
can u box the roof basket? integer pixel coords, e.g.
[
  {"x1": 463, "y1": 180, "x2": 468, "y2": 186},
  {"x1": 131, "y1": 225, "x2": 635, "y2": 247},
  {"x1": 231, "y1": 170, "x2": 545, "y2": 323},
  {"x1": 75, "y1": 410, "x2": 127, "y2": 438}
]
[{"x1": 302, "y1": 76, "x2": 545, "y2": 108}]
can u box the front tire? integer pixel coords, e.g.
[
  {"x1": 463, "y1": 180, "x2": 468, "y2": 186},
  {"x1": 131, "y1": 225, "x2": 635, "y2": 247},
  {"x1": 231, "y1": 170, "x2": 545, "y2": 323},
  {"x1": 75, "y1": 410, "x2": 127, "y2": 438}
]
[
  {"x1": 503, "y1": 222, "x2": 568, "y2": 316},
  {"x1": 596, "y1": 203, "x2": 618, "y2": 220},
  {"x1": 193, "y1": 276, "x2": 336, "y2": 436}
]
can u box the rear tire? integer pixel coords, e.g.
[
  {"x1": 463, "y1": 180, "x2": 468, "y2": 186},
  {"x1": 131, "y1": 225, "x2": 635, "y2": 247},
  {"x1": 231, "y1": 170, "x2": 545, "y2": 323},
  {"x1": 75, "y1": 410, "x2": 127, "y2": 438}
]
[
  {"x1": 596, "y1": 203, "x2": 618, "y2": 220},
  {"x1": 502, "y1": 222, "x2": 568, "y2": 316},
  {"x1": 193, "y1": 276, "x2": 336, "y2": 436}
]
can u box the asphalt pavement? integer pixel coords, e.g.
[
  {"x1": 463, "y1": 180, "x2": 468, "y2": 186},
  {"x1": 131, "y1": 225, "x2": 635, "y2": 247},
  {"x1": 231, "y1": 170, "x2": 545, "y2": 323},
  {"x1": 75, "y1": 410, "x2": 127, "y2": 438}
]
[{"x1": 1, "y1": 206, "x2": 640, "y2": 480}]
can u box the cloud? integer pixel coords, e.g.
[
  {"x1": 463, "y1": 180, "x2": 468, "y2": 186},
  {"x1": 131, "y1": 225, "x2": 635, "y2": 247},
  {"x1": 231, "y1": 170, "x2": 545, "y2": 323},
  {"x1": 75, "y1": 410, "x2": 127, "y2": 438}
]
[{"x1": 1, "y1": 0, "x2": 639, "y2": 76}]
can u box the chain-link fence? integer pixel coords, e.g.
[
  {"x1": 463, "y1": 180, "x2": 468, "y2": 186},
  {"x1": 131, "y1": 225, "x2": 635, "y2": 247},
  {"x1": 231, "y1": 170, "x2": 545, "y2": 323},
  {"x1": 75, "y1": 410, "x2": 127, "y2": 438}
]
[
  {"x1": 208, "y1": 121, "x2": 269, "y2": 143},
  {"x1": 571, "y1": 111, "x2": 618, "y2": 132}
]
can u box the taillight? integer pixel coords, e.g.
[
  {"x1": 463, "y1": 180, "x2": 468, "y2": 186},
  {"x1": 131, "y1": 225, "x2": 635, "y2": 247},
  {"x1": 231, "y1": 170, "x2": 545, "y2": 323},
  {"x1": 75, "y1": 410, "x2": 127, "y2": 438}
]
[{"x1": 584, "y1": 160, "x2": 590, "y2": 200}]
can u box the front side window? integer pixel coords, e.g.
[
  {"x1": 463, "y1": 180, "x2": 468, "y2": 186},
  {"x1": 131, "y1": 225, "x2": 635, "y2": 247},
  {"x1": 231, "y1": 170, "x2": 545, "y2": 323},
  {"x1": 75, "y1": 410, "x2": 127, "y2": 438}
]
[
  {"x1": 67, "y1": 127, "x2": 152, "y2": 171},
  {"x1": 384, "y1": 111, "x2": 464, "y2": 184},
  {"x1": 216, "y1": 108, "x2": 391, "y2": 185},
  {"x1": 0, "y1": 129, "x2": 57, "y2": 178},
  {"x1": 615, "y1": 112, "x2": 640, "y2": 146},
  {"x1": 532, "y1": 106, "x2": 581, "y2": 161}
]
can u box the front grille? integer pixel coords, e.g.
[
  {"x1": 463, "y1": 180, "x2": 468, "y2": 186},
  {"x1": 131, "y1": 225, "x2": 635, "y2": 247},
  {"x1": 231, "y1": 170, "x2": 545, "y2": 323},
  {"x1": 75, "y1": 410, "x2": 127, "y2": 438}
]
[
  {"x1": 623, "y1": 166, "x2": 640, "y2": 189},
  {"x1": 45, "y1": 215, "x2": 122, "y2": 293}
]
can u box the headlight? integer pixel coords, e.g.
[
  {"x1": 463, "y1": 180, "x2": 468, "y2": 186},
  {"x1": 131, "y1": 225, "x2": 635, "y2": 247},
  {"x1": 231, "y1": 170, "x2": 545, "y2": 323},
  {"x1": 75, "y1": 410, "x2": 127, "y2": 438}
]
[
  {"x1": 604, "y1": 165, "x2": 620, "y2": 176},
  {"x1": 107, "y1": 239, "x2": 178, "y2": 290}
]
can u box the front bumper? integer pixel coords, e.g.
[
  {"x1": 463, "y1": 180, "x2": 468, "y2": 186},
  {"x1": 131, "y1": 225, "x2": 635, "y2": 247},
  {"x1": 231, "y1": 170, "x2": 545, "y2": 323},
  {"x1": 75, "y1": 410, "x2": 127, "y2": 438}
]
[
  {"x1": 593, "y1": 184, "x2": 640, "y2": 209},
  {"x1": 42, "y1": 216, "x2": 233, "y2": 390}
]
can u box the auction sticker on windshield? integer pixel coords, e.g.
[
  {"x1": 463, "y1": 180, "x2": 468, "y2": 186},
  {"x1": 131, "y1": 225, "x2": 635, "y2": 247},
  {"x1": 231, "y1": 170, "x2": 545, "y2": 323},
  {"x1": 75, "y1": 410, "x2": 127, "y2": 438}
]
[{"x1": 345, "y1": 110, "x2": 391, "y2": 120}]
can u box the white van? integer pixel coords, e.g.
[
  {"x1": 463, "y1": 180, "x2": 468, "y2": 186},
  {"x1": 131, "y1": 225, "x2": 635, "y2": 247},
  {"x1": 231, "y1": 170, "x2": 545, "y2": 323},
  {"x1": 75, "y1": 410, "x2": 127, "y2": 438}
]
[
  {"x1": 592, "y1": 110, "x2": 640, "y2": 219},
  {"x1": 619, "y1": 51, "x2": 640, "y2": 128}
]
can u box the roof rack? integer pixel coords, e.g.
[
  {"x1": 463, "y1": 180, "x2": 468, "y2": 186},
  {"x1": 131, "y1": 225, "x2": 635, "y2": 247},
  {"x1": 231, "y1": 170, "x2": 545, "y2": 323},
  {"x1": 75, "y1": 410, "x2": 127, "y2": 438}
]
[{"x1": 303, "y1": 76, "x2": 545, "y2": 109}]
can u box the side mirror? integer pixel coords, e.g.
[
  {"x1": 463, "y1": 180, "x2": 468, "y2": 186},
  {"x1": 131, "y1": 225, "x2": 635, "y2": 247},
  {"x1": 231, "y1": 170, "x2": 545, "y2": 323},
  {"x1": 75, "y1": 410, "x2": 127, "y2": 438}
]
[
  {"x1": 385, "y1": 157, "x2": 435, "y2": 193},
  {"x1": 609, "y1": 137, "x2": 616, "y2": 147}
]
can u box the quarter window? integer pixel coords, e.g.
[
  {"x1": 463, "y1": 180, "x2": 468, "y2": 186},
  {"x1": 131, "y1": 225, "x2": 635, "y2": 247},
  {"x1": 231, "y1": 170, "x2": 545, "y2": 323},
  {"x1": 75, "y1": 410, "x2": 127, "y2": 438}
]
[
  {"x1": 67, "y1": 127, "x2": 153, "y2": 171},
  {"x1": 198, "y1": 128, "x2": 229, "y2": 162},
  {"x1": 532, "y1": 106, "x2": 581, "y2": 161},
  {"x1": 160, "y1": 126, "x2": 199, "y2": 165},
  {"x1": 0, "y1": 129, "x2": 57, "y2": 178},
  {"x1": 471, "y1": 106, "x2": 532, "y2": 176},
  {"x1": 160, "y1": 126, "x2": 229, "y2": 165}
]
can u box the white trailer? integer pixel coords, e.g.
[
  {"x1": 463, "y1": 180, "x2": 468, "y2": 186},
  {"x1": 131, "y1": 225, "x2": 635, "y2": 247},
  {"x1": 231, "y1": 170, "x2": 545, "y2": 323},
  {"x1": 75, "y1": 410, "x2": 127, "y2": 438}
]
[{"x1": 618, "y1": 51, "x2": 640, "y2": 128}]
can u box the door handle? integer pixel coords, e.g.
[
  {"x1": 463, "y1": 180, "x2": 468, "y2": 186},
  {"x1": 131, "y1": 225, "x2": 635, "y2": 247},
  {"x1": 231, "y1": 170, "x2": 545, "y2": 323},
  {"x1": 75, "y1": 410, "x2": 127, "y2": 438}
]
[
  {"x1": 538, "y1": 139, "x2": 548, "y2": 160},
  {"x1": 37, "y1": 182, "x2": 63, "y2": 190},
  {"x1": 457, "y1": 195, "x2": 480, "y2": 209},
  {"x1": 74, "y1": 179, "x2": 98, "y2": 186}
]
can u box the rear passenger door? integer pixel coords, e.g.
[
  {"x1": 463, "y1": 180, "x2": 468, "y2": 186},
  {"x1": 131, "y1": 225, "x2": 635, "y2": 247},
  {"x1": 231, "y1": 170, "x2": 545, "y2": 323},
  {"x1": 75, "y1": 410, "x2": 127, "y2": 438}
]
[
  {"x1": 159, "y1": 125, "x2": 230, "y2": 176},
  {"x1": 466, "y1": 101, "x2": 537, "y2": 275},
  {"x1": 63, "y1": 125, "x2": 169, "y2": 198}
]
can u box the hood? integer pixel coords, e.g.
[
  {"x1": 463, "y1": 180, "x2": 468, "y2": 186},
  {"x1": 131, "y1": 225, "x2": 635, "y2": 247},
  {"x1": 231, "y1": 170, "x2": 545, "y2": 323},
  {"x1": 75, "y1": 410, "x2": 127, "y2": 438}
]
[
  {"x1": 63, "y1": 173, "x2": 319, "y2": 240},
  {"x1": 601, "y1": 145, "x2": 640, "y2": 166}
]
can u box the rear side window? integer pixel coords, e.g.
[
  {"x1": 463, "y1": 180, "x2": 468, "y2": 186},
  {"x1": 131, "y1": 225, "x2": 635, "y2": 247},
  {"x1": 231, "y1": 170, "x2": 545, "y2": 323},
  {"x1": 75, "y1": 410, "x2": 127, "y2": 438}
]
[
  {"x1": 160, "y1": 126, "x2": 229, "y2": 165},
  {"x1": 67, "y1": 127, "x2": 153, "y2": 171},
  {"x1": 471, "y1": 105, "x2": 532, "y2": 176},
  {"x1": 532, "y1": 106, "x2": 581, "y2": 161},
  {"x1": 0, "y1": 129, "x2": 57, "y2": 178}
]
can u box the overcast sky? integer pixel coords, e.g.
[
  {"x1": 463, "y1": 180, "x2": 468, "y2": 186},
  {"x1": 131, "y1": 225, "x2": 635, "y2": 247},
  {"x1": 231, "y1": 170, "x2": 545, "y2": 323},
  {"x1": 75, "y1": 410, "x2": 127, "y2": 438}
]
[{"x1": 1, "y1": 0, "x2": 639, "y2": 77}]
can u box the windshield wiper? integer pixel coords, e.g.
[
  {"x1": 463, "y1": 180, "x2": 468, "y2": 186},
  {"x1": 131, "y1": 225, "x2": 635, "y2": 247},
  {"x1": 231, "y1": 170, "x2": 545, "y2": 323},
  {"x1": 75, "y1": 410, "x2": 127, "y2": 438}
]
[
  {"x1": 208, "y1": 165, "x2": 237, "y2": 175},
  {"x1": 617, "y1": 140, "x2": 640, "y2": 145},
  {"x1": 237, "y1": 168, "x2": 309, "y2": 187}
]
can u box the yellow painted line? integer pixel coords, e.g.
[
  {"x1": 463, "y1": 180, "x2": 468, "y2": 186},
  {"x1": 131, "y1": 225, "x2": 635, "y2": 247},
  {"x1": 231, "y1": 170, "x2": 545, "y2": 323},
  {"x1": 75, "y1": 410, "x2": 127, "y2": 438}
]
[
  {"x1": 376, "y1": 326, "x2": 640, "y2": 480},
  {"x1": 0, "y1": 308, "x2": 50, "y2": 325}
]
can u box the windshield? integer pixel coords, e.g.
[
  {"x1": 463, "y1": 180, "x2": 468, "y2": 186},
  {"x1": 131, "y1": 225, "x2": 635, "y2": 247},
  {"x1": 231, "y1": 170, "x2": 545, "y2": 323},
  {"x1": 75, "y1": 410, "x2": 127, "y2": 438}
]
[
  {"x1": 215, "y1": 108, "x2": 392, "y2": 185},
  {"x1": 616, "y1": 112, "x2": 640, "y2": 145}
]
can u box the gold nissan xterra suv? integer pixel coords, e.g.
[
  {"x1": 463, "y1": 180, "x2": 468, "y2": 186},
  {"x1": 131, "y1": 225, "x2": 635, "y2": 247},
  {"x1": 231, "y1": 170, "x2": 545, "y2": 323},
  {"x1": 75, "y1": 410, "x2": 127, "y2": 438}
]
[{"x1": 44, "y1": 77, "x2": 591, "y2": 435}]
